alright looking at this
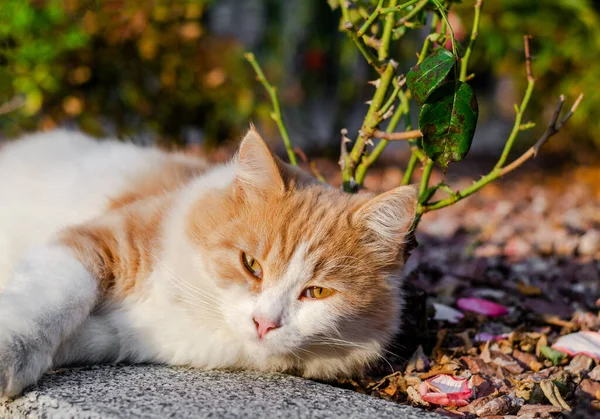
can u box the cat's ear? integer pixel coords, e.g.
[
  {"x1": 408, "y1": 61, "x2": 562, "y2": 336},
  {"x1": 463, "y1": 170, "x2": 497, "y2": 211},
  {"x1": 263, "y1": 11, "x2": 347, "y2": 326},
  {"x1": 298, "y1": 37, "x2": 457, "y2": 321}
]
[
  {"x1": 234, "y1": 127, "x2": 285, "y2": 197},
  {"x1": 353, "y1": 185, "x2": 418, "y2": 247}
]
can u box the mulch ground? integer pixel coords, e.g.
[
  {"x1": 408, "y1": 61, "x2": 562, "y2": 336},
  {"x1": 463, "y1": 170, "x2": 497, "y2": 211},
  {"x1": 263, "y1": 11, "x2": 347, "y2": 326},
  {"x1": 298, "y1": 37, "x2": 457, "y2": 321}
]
[{"x1": 325, "y1": 164, "x2": 600, "y2": 418}]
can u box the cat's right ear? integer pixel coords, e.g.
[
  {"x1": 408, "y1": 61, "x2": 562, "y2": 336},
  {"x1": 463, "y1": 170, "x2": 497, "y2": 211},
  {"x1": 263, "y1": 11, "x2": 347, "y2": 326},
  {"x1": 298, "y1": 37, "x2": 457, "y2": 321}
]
[{"x1": 233, "y1": 127, "x2": 285, "y2": 199}]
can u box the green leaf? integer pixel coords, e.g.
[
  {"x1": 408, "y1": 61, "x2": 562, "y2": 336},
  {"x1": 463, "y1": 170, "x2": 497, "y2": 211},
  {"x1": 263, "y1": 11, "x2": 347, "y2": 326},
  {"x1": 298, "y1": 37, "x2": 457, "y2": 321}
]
[
  {"x1": 406, "y1": 48, "x2": 456, "y2": 105},
  {"x1": 418, "y1": 81, "x2": 478, "y2": 170},
  {"x1": 540, "y1": 345, "x2": 567, "y2": 366}
]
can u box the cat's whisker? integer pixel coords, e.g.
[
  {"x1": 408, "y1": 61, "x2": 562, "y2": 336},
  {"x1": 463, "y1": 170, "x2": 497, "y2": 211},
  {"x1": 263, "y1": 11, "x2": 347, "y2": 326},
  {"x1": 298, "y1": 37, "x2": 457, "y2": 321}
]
[
  {"x1": 142, "y1": 244, "x2": 229, "y2": 308},
  {"x1": 145, "y1": 248, "x2": 221, "y2": 301}
]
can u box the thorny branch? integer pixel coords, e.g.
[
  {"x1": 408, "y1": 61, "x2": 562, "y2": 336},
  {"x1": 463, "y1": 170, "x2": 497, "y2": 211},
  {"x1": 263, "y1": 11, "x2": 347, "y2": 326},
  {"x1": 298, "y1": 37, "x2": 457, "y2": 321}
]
[{"x1": 372, "y1": 129, "x2": 422, "y2": 141}]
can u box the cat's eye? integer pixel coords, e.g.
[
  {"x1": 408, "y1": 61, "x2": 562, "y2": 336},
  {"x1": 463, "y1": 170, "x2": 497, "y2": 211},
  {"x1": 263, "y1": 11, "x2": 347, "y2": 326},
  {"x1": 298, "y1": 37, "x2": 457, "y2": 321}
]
[
  {"x1": 241, "y1": 252, "x2": 263, "y2": 279},
  {"x1": 301, "y1": 286, "x2": 335, "y2": 300}
]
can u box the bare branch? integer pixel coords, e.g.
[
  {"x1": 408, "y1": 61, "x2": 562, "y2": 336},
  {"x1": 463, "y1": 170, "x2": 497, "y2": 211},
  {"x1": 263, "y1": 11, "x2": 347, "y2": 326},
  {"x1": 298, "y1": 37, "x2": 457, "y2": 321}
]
[
  {"x1": 500, "y1": 93, "x2": 583, "y2": 176},
  {"x1": 524, "y1": 35, "x2": 534, "y2": 82},
  {"x1": 372, "y1": 129, "x2": 422, "y2": 141}
]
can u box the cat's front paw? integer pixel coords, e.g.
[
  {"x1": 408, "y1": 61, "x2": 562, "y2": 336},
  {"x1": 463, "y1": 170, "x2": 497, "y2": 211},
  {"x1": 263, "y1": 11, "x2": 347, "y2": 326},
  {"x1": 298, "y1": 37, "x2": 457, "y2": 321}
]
[{"x1": 0, "y1": 331, "x2": 53, "y2": 398}]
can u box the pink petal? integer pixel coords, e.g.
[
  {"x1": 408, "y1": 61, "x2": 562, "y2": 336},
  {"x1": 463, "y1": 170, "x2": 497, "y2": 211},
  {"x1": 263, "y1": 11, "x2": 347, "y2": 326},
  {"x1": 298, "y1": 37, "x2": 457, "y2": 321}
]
[
  {"x1": 418, "y1": 375, "x2": 473, "y2": 407},
  {"x1": 552, "y1": 331, "x2": 600, "y2": 360},
  {"x1": 433, "y1": 303, "x2": 464, "y2": 323},
  {"x1": 457, "y1": 298, "x2": 509, "y2": 317}
]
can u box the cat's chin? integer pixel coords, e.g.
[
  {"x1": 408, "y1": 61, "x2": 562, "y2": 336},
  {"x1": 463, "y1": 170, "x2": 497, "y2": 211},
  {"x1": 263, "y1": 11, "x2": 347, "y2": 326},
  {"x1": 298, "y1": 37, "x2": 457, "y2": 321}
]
[{"x1": 244, "y1": 339, "x2": 384, "y2": 381}]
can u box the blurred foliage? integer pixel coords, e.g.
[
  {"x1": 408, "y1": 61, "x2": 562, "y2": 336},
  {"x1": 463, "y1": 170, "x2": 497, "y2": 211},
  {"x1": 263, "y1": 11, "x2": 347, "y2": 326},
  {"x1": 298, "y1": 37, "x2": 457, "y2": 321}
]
[
  {"x1": 0, "y1": 0, "x2": 598, "y2": 153},
  {"x1": 0, "y1": 0, "x2": 253, "y2": 146}
]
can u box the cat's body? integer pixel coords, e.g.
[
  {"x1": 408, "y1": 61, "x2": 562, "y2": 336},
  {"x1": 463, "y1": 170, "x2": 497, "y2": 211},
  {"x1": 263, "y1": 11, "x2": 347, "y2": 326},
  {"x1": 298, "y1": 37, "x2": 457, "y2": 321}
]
[{"x1": 0, "y1": 129, "x2": 416, "y2": 398}]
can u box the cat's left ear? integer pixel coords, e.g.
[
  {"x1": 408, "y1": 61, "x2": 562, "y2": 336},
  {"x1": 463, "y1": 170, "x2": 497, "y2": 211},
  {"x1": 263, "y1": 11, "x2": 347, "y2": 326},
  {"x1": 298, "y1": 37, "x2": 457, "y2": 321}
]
[
  {"x1": 234, "y1": 127, "x2": 285, "y2": 197},
  {"x1": 353, "y1": 185, "x2": 418, "y2": 247}
]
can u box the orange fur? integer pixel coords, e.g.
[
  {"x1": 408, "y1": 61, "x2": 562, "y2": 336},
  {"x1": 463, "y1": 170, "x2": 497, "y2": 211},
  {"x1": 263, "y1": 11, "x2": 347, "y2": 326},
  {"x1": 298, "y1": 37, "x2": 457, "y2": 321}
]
[
  {"x1": 108, "y1": 157, "x2": 207, "y2": 210},
  {"x1": 57, "y1": 156, "x2": 196, "y2": 298}
]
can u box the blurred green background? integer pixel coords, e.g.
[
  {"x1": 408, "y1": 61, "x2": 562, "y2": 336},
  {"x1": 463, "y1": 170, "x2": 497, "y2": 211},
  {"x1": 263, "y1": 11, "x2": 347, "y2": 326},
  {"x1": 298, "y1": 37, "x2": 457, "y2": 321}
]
[{"x1": 0, "y1": 0, "x2": 598, "y2": 158}]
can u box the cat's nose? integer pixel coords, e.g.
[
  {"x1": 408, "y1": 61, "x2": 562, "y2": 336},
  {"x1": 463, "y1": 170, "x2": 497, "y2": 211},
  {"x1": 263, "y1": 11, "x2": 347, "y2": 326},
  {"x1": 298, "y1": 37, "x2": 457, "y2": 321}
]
[{"x1": 253, "y1": 315, "x2": 280, "y2": 339}]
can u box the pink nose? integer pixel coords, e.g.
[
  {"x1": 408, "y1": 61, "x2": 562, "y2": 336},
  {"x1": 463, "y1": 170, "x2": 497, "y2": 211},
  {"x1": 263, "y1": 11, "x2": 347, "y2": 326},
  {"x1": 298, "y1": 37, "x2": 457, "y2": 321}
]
[{"x1": 253, "y1": 315, "x2": 280, "y2": 339}]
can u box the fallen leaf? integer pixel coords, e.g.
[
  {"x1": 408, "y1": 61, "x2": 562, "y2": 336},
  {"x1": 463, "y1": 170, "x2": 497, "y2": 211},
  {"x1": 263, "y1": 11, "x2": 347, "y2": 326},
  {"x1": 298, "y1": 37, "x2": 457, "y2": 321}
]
[
  {"x1": 407, "y1": 385, "x2": 430, "y2": 407},
  {"x1": 456, "y1": 298, "x2": 508, "y2": 317},
  {"x1": 512, "y1": 349, "x2": 543, "y2": 372},
  {"x1": 540, "y1": 379, "x2": 571, "y2": 411},
  {"x1": 552, "y1": 331, "x2": 600, "y2": 359},
  {"x1": 468, "y1": 374, "x2": 497, "y2": 398},
  {"x1": 406, "y1": 345, "x2": 430, "y2": 373},
  {"x1": 432, "y1": 303, "x2": 464, "y2": 323},
  {"x1": 540, "y1": 345, "x2": 568, "y2": 365},
  {"x1": 472, "y1": 394, "x2": 522, "y2": 417},
  {"x1": 589, "y1": 365, "x2": 600, "y2": 381},
  {"x1": 418, "y1": 374, "x2": 472, "y2": 407},
  {"x1": 565, "y1": 353, "x2": 594, "y2": 376},
  {"x1": 576, "y1": 379, "x2": 600, "y2": 400}
]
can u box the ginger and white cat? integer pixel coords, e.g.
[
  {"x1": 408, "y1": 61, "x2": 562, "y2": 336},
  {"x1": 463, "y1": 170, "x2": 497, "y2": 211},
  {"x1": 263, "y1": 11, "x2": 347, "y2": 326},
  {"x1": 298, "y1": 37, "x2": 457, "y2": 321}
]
[{"x1": 0, "y1": 128, "x2": 417, "y2": 398}]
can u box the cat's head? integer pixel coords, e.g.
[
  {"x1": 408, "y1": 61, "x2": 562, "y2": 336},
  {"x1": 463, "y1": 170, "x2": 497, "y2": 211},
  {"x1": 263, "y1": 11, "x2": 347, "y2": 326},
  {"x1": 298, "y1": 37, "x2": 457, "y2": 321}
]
[{"x1": 185, "y1": 128, "x2": 417, "y2": 378}]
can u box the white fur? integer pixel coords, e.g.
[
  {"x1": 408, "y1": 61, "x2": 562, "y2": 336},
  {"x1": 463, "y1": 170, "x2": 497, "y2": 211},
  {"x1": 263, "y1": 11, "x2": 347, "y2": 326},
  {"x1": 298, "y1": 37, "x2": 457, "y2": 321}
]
[
  {"x1": 0, "y1": 245, "x2": 97, "y2": 396},
  {"x1": 0, "y1": 130, "x2": 397, "y2": 397},
  {"x1": 0, "y1": 130, "x2": 195, "y2": 287}
]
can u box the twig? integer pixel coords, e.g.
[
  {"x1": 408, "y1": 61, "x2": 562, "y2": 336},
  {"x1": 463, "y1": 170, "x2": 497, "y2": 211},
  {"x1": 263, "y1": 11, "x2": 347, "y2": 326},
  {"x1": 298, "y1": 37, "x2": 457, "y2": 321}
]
[
  {"x1": 345, "y1": 22, "x2": 386, "y2": 73},
  {"x1": 380, "y1": 0, "x2": 422, "y2": 14},
  {"x1": 397, "y1": 0, "x2": 430, "y2": 26},
  {"x1": 459, "y1": 0, "x2": 483, "y2": 82},
  {"x1": 524, "y1": 34, "x2": 533, "y2": 82},
  {"x1": 295, "y1": 147, "x2": 327, "y2": 183},
  {"x1": 244, "y1": 53, "x2": 297, "y2": 165},
  {"x1": 500, "y1": 93, "x2": 583, "y2": 176},
  {"x1": 494, "y1": 35, "x2": 535, "y2": 170},
  {"x1": 372, "y1": 129, "x2": 422, "y2": 140},
  {"x1": 430, "y1": 0, "x2": 457, "y2": 58},
  {"x1": 379, "y1": 75, "x2": 405, "y2": 116},
  {"x1": 342, "y1": 62, "x2": 396, "y2": 191},
  {"x1": 357, "y1": 0, "x2": 385, "y2": 38}
]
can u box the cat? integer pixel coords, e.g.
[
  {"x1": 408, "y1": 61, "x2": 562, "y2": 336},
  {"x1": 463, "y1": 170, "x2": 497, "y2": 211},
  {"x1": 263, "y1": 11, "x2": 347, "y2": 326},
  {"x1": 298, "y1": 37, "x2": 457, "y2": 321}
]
[{"x1": 0, "y1": 127, "x2": 417, "y2": 398}]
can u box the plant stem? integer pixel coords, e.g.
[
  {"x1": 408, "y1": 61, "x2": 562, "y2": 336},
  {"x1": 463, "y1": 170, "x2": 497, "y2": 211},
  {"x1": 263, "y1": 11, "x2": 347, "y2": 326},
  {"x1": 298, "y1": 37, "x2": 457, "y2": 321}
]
[
  {"x1": 339, "y1": 0, "x2": 351, "y2": 24},
  {"x1": 402, "y1": 153, "x2": 419, "y2": 185},
  {"x1": 358, "y1": 0, "x2": 385, "y2": 38},
  {"x1": 345, "y1": 23, "x2": 386, "y2": 73},
  {"x1": 459, "y1": 0, "x2": 483, "y2": 82},
  {"x1": 397, "y1": 0, "x2": 430, "y2": 25},
  {"x1": 430, "y1": 0, "x2": 457, "y2": 58},
  {"x1": 380, "y1": 0, "x2": 422, "y2": 13},
  {"x1": 378, "y1": 0, "x2": 398, "y2": 61},
  {"x1": 372, "y1": 129, "x2": 422, "y2": 140},
  {"x1": 354, "y1": 92, "x2": 409, "y2": 185},
  {"x1": 342, "y1": 62, "x2": 396, "y2": 191},
  {"x1": 379, "y1": 76, "x2": 404, "y2": 116},
  {"x1": 418, "y1": 13, "x2": 439, "y2": 64},
  {"x1": 418, "y1": 159, "x2": 434, "y2": 197},
  {"x1": 244, "y1": 53, "x2": 297, "y2": 165}
]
